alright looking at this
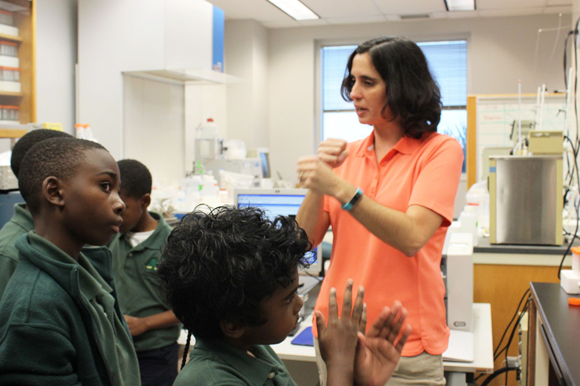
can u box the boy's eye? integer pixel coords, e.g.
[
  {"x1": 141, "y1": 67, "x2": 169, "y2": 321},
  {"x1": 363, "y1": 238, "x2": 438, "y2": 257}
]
[
  {"x1": 101, "y1": 182, "x2": 112, "y2": 192},
  {"x1": 286, "y1": 293, "x2": 296, "y2": 304}
]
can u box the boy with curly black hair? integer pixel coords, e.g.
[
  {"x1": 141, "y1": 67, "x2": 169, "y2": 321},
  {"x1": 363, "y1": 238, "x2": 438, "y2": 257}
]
[
  {"x1": 0, "y1": 138, "x2": 140, "y2": 386},
  {"x1": 108, "y1": 159, "x2": 181, "y2": 386},
  {"x1": 158, "y1": 205, "x2": 410, "y2": 386}
]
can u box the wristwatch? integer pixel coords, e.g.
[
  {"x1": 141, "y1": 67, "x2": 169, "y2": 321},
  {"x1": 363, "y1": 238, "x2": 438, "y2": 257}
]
[{"x1": 342, "y1": 188, "x2": 363, "y2": 211}]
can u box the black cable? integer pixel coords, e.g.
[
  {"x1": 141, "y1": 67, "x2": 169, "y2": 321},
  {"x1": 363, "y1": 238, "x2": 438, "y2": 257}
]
[
  {"x1": 563, "y1": 30, "x2": 576, "y2": 88},
  {"x1": 558, "y1": 15, "x2": 580, "y2": 280},
  {"x1": 493, "y1": 288, "x2": 530, "y2": 359},
  {"x1": 495, "y1": 299, "x2": 529, "y2": 359},
  {"x1": 479, "y1": 367, "x2": 519, "y2": 386},
  {"x1": 503, "y1": 300, "x2": 530, "y2": 384},
  {"x1": 558, "y1": 202, "x2": 578, "y2": 279}
]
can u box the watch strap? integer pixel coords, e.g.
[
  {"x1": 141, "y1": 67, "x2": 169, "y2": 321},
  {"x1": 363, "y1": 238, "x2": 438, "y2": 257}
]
[{"x1": 342, "y1": 188, "x2": 363, "y2": 211}]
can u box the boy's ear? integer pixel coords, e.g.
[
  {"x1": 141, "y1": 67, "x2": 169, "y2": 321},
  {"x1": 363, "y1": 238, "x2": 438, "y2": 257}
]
[
  {"x1": 139, "y1": 193, "x2": 151, "y2": 209},
  {"x1": 220, "y1": 320, "x2": 246, "y2": 339},
  {"x1": 42, "y1": 176, "x2": 65, "y2": 209}
]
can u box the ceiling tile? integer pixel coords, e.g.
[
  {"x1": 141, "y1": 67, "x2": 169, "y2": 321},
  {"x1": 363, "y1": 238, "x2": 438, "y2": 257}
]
[
  {"x1": 326, "y1": 15, "x2": 387, "y2": 24},
  {"x1": 477, "y1": 0, "x2": 546, "y2": 11},
  {"x1": 373, "y1": 0, "x2": 446, "y2": 15},
  {"x1": 478, "y1": 7, "x2": 544, "y2": 17},
  {"x1": 302, "y1": 0, "x2": 381, "y2": 18},
  {"x1": 543, "y1": 6, "x2": 573, "y2": 14},
  {"x1": 546, "y1": 0, "x2": 572, "y2": 5},
  {"x1": 206, "y1": 0, "x2": 571, "y2": 28}
]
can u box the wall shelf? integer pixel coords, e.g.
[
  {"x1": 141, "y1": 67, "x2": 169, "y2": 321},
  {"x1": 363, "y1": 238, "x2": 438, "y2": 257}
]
[
  {"x1": 0, "y1": 91, "x2": 22, "y2": 97},
  {"x1": 0, "y1": 32, "x2": 21, "y2": 43},
  {"x1": 0, "y1": 0, "x2": 35, "y2": 125},
  {"x1": 123, "y1": 68, "x2": 243, "y2": 86}
]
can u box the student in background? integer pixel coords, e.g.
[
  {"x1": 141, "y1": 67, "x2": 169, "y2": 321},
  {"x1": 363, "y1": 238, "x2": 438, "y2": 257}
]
[
  {"x1": 158, "y1": 206, "x2": 410, "y2": 386},
  {"x1": 108, "y1": 159, "x2": 181, "y2": 386},
  {"x1": 0, "y1": 138, "x2": 139, "y2": 385},
  {"x1": 0, "y1": 128, "x2": 72, "y2": 300}
]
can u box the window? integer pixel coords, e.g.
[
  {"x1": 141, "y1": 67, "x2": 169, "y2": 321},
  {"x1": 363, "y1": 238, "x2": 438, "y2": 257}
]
[{"x1": 321, "y1": 40, "x2": 467, "y2": 171}]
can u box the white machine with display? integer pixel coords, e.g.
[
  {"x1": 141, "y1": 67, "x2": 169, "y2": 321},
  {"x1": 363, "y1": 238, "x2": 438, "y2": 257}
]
[{"x1": 233, "y1": 188, "x2": 322, "y2": 276}]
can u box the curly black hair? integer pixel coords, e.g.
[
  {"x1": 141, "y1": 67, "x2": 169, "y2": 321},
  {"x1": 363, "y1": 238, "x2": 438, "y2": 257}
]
[
  {"x1": 18, "y1": 138, "x2": 107, "y2": 215},
  {"x1": 340, "y1": 36, "x2": 442, "y2": 139},
  {"x1": 117, "y1": 159, "x2": 152, "y2": 198},
  {"x1": 157, "y1": 205, "x2": 311, "y2": 340},
  {"x1": 11, "y1": 129, "x2": 72, "y2": 177}
]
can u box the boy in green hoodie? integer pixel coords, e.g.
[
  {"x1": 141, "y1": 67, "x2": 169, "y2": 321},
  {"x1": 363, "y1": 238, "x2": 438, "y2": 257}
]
[
  {"x1": 0, "y1": 138, "x2": 140, "y2": 386},
  {"x1": 0, "y1": 128, "x2": 71, "y2": 300},
  {"x1": 108, "y1": 159, "x2": 181, "y2": 386}
]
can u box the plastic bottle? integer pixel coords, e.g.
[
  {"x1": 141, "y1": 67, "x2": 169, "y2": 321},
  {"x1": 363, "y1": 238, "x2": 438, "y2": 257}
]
[
  {"x1": 83, "y1": 123, "x2": 96, "y2": 141},
  {"x1": 195, "y1": 118, "x2": 219, "y2": 162},
  {"x1": 465, "y1": 180, "x2": 489, "y2": 237},
  {"x1": 75, "y1": 123, "x2": 86, "y2": 139},
  {"x1": 197, "y1": 118, "x2": 218, "y2": 138},
  {"x1": 459, "y1": 205, "x2": 478, "y2": 246}
]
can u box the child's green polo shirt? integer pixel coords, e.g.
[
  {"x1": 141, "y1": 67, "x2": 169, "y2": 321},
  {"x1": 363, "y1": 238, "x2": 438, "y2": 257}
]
[
  {"x1": 109, "y1": 212, "x2": 180, "y2": 352},
  {"x1": 0, "y1": 203, "x2": 33, "y2": 299},
  {"x1": 174, "y1": 337, "x2": 298, "y2": 386}
]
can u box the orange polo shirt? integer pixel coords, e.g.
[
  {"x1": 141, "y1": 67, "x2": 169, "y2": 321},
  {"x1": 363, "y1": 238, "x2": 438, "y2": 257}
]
[{"x1": 313, "y1": 131, "x2": 463, "y2": 356}]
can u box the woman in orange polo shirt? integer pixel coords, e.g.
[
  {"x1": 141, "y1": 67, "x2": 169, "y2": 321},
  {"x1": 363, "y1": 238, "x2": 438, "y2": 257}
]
[{"x1": 297, "y1": 36, "x2": 464, "y2": 386}]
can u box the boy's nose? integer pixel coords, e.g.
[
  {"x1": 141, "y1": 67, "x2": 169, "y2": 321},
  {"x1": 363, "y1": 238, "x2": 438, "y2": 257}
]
[{"x1": 113, "y1": 196, "x2": 126, "y2": 215}]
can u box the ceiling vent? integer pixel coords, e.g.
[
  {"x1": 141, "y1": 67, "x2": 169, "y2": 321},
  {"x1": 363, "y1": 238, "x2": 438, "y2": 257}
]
[{"x1": 400, "y1": 13, "x2": 431, "y2": 20}]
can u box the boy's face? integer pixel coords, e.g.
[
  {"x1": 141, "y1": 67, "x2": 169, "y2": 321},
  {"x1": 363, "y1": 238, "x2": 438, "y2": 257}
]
[
  {"x1": 243, "y1": 269, "x2": 303, "y2": 345},
  {"x1": 61, "y1": 149, "x2": 125, "y2": 246},
  {"x1": 119, "y1": 193, "x2": 144, "y2": 234}
]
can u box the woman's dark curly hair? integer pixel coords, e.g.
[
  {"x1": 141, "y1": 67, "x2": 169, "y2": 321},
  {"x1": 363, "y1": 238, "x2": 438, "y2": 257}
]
[
  {"x1": 157, "y1": 205, "x2": 311, "y2": 340},
  {"x1": 340, "y1": 36, "x2": 442, "y2": 139}
]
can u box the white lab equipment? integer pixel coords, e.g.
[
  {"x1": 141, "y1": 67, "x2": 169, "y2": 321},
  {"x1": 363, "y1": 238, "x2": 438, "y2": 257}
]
[
  {"x1": 459, "y1": 205, "x2": 478, "y2": 246},
  {"x1": 560, "y1": 247, "x2": 580, "y2": 294},
  {"x1": 442, "y1": 231, "x2": 474, "y2": 332}
]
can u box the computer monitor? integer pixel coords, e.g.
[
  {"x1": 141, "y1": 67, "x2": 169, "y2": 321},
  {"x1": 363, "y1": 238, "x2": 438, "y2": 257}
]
[{"x1": 234, "y1": 188, "x2": 322, "y2": 276}]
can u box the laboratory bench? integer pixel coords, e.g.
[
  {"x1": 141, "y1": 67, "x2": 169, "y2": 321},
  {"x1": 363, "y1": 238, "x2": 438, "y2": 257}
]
[
  {"x1": 473, "y1": 237, "x2": 574, "y2": 386},
  {"x1": 527, "y1": 282, "x2": 580, "y2": 386}
]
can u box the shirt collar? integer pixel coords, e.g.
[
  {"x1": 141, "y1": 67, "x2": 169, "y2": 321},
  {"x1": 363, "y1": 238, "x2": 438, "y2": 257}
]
[
  {"x1": 194, "y1": 338, "x2": 281, "y2": 384},
  {"x1": 28, "y1": 232, "x2": 112, "y2": 300},
  {"x1": 355, "y1": 131, "x2": 433, "y2": 157}
]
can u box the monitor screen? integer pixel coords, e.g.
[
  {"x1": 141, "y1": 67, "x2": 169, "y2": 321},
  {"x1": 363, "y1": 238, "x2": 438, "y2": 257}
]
[{"x1": 234, "y1": 188, "x2": 321, "y2": 276}]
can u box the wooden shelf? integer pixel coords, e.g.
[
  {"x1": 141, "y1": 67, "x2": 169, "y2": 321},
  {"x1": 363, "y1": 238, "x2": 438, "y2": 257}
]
[
  {"x1": 0, "y1": 128, "x2": 26, "y2": 137},
  {"x1": 0, "y1": 91, "x2": 22, "y2": 97},
  {"x1": 0, "y1": 32, "x2": 21, "y2": 43}
]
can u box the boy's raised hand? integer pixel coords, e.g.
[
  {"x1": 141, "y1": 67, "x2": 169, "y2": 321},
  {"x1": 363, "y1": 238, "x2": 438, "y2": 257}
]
[
  {"x1": 315, "y1": 279, "x2": 366, "y2": 386},
  {"x1": 354, "y1": 301, "x2": 412, "y2": 386}
]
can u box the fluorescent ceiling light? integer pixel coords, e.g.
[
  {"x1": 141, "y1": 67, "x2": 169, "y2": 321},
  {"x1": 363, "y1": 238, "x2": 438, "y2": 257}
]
[
  {"x1": 444, "y1": 0, "x2": 476, "y2": 11},
  {"x1": 268, "y1": 0, "x2": 319, "y2": 20}
]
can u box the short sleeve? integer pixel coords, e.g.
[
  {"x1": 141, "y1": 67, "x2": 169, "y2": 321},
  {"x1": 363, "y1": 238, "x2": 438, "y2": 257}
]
[{"x1": 408, "y1": 137, "x2": 464, "y2": 227}]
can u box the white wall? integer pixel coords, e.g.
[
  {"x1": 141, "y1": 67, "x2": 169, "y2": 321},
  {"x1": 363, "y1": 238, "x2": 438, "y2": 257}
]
[
  {"x1": 262, "y1": 14, "x2": 571, "y2": 184},
  {"x1": 35, "y1": 0, "x2": 77, "y2": 135},
  {"x1": 77, "y1": 0, "x2": 214, "y2": 161},
  {"x1": 123, "y1": 76, "x2": 185, "y2": 186},
  {"x1": 224, "y1": 20, "x2": 269, "y2": 149}
]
